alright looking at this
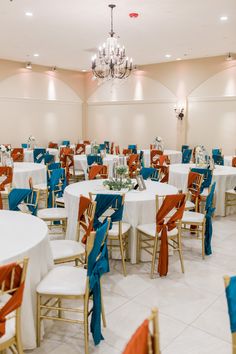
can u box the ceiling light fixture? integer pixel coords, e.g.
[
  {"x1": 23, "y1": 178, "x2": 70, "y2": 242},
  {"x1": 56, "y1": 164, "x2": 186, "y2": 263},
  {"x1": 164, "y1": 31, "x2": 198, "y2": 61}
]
[
  {"x1": 91, "y1": 4, "x2": 133, "y2": 80},
  {"x1": 25, "y1": 62, "x2": 32, "y2": 69},
  {"x1": 165, "y1": 54, "x2": 172, "y2": 58},
  {"x1": 176, "y1": 58, "x2": 182, "y2": 61},
  {"x1": 25, "y1": 12, "x2": 33, "y2": 17},
  {"x1": 226, "y1": 52, "x2": 234, "y2": 61},
  {"x1": 33, "y1": 53, "x2": 39, "y2": 57},
  {"x1": 220, "y1": 16, "x2": 228, "y2": 21}
]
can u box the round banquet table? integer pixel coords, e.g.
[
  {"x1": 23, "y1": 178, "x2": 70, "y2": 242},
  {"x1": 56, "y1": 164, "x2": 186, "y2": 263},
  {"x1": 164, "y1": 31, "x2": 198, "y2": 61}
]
[
  {"x1": 74, "y1": 154, "x2": 127, "y2": 179},
  {"x1": 64, "y1": 179, "x2": 178, "y2": 263},
  {"x1": 0, "y1": 210, "x2": 53, "y2": 349},
  {"x1": 24, "y1": 148, "x2": 59, "y2": 162},
  {"x1": 13, "y1": 162, "x2": 47, "y2": 188},
  {"x1": 169, "y1": 163, "x2": 236, "y2": 216},
  {"x1": 139, "y1": 149, "x2": 182, "y2": 167}
]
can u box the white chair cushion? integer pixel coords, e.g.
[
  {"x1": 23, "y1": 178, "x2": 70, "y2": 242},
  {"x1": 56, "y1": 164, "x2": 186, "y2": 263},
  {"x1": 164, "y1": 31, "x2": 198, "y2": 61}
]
[
  {"x1": 185, "y1": 200, "x2": 195, "y2": 209},
  {"x1": 200, "y1": 188, "x2": 209, "y2": 197},
  {"x1": 137, "y1": 223, "x2": 178, "y2": 237},
  {"x1": 0, "y1": 315, "x2": 15, "y2": 344},
  {"x1": 36, "y1": 266, "x2": 87, "y2": 296},
  {"x1": 56, "y1": 197, "x2": 64, "y2": 204},
  {"x1": 108, "y1": 222, "x2": 131, "y2": 236},
  {"x1": 50, "y1": 240, "x2": 85, "y2": 260},
  {"x1": 182, "y1": 211, "x2": 205, "y2": 223},
  {"x1": 37, "y1": 207, "x2": 67, "y2": 219},
  {"x1": 34, "y1": 183, "x2": 48, "y2": 190}
]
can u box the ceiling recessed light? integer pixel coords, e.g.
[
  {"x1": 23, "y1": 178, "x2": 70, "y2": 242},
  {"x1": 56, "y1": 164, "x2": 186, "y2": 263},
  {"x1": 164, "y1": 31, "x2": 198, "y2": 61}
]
[
  {"x1": 25, "y1": 12, "x2": 33, "y2": 17},
  {"x1": 165, "y1": 54, "x2": 172, "y2": 58},
  {"x1": 33, "y1": 53, "x2": 39, "y2": 57},
  {"x1": 176, "y1": 58, "x2": 182, "y2": 61},
  {"x1": 220, "y1": 16, "x2": 228, "y2": 21},
  {"x1": 82, "y1": 69, "x2": 87, "y2": 72}
]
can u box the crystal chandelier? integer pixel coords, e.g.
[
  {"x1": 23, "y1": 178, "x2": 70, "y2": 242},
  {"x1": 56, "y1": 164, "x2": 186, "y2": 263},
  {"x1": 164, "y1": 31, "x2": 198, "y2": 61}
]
[{"x1": 91, "y1": 4, "x2": 133, "y2": 80}]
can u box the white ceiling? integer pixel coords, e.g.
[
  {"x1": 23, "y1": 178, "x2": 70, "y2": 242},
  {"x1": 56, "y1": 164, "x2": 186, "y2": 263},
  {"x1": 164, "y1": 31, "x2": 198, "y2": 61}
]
[{"x1": 0, "y1": 0, "x2": 236, "y2": 71}]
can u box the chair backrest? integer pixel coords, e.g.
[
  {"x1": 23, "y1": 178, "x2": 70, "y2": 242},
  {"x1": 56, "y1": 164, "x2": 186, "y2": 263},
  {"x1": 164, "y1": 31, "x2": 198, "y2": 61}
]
[
  {"x1": 33, "y1": 148, "x2": 46, "y2": 163},
  {"x1": 187, "y1": 171, "x2": 203, "y2": 201},
  {"x1": 110, "y1": 142, "x2": 114, "y2": 154},
  {"x1": 48, "y1": 162, "x2": 61, "y2": 171},
  {"x1": 156, "y1": 193, "x2": 186, "y2": 276},
  {"x1": 87, "y1": 154, "x2": 103, "y2": 166},
  {"x1": 115, "y1": 145, "x2": 120, "y2": 155},
  {"x1": 127, "y1": 154, "x2": 140, "y2": 177},
  {"x1": 0, "y1": 167, "x2": 13, "y2": 191},
  {"x1": 60, "y1": 147, "x2": 74, "y2": 167},
  {"x1": 224, "y1": 275, "x2": 236, "y2": 354},
  {"x1": 123, "y1": 148, "x2": 132, "y2": 156},
  {"x1": 212, "y1": 154, "x2": 224, "y2": 165},
  {"x1": 182, "y1": 148, "x2": 192, "y2": 163},
  {"x1": 89, "y1": 193, "x2": 125, "y2": 230},
  {"x1": 122, "y1": 308, "x2": 160, "y2": 354},
  {"x1": 75, "y1": 143, "x2": 86, "y2": 155},
  {"x1": 21, "y1": 143, "x2": 27, "y2": 149},
  {"x1": 61, "y1": 140, "x2": 70, "y2": 146},
  {"x1": 48, "y1": 142, "x2": 58, "y2": 149},
  {"x1": 181, "y1": 145, "x2": 189, "y2": 153},
  {"x1": 0, "y1": 258, "x2": 28, "y2": 339},
  {"x1": 44, "y1": 153, "x2": 55, "y2": 165},
  {"x1": 98, "y1": 144, "x2": 106, "y2": 152},
  {"x1": 23, "y1": 189, "x2": 40, "y2": 215},
  {"x1": 150, "y1": 150, "x2": 164, "y2": 166},
  {"x1": 83, "y1": 140, "x2": 90, "y2": 145},
  {"x1": 48, "y1": 168, "x2": 65, "y2": 207},
  {"x1": 11, "y1": 148, "x2": 24, "y2": 162},
  {"x1": 232, "y1": 157, "x2": 236, "y2": 168},
  {"x1": 212, "y1": 148, "x2": 222, "y2": 156},
  {"x1": 191, "y1": 168, "x2": 213, "y2": 191},
  {"x1": 88, "y1": 165, "x2": 108, "y2": 180},
  {"x1": 128, "y1": 145, "x2": 137, "y2": 154},
  {"x1": 140, "y1": 167, "x2": 159, "y2": 181},
  {"x1": 78, "y1": 196, "x2": 96, "y2": 243}
]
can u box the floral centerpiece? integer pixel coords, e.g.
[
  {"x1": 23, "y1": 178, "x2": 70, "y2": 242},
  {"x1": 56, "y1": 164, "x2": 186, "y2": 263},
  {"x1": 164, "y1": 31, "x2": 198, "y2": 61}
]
[
  {"x1": 27, "y1": 135, "x2": 36, "y2": 150},
  {"x1": 195, "y1": 145, "x2": 209, "y2": 167},
  {"x1": 0, "y1": 144, "x2": 12, "y2": 166},
  {"x1": 153, "y1": 136, "x2": 164, "y2": 151},
  {"x1": 103, "y1": 165, "x2": 134, "y2": 191}
]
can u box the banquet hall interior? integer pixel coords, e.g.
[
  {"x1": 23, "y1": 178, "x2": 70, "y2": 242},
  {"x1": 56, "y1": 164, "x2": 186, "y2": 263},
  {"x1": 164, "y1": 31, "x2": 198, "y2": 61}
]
[{"x1": 1, "y1": 1, "x2": 236, "y2": 353}]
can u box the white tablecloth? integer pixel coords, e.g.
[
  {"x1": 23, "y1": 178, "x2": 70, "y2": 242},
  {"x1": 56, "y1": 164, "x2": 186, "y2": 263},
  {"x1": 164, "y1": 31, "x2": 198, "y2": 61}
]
[
  {"x1": 13, "y1": 162, "x2": 47, "y2": 188},
  {"x1": 169, "y1": 164, "x2": 236, "y2": 216},
  {"x1": 74, "y1": 154, "x2": 127, "y2": 178},
  {"x1": 24, "y1": 148, "x2": 59, "y2": 162},
  {"x1": 64, "y1": 179, "x2": 178, "y2": 263},
  {"x1": 0, "y1": 210, "x2": 53, "y2": 349},
  {"x1": 139, "y1": 149, "x2": 182, "y2": 167}
]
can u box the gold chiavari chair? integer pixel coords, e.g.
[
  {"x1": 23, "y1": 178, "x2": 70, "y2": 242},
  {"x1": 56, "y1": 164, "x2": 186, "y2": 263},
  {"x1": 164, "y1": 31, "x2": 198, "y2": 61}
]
[
  {"x1": 50, "y1": 197, "x2": 96, "y2": 265},
  {"x1": 137, "y1": 194, "x2": 186, "y2": 278},
  {"x1": 185, "y1": 171, "x2": 203, "y2": 211},
  {"x1": 89, "y1": 192, "x2": 130, "y2": 276},
  {"x1": 122, "y1": 308, "x2": 161, "y2": 354},
  {"x1": 36, "y1": 220, "x2": 110, "y2": 354},
  {"x1": 0, "y1": 258, "x2": 28, "y2": 354}
]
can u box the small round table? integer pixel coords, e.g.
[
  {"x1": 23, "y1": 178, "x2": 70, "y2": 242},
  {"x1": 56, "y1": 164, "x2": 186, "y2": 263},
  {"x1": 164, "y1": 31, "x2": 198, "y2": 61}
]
[
  {"x1": 64, "y1": 179, "x2": 178, "y2": 263},
  {"x1": 13, "y1": 162, "x2": 47, "y2": 188},
  {"x1": 0, "y1": 210, "x2": 53, "y2": 349},
  {"x1": 169, "y1": 163, "x2": 236, "y2": 216},
  {"x1": 139, "y1": 149, "x2": 182, "y2": 167}
]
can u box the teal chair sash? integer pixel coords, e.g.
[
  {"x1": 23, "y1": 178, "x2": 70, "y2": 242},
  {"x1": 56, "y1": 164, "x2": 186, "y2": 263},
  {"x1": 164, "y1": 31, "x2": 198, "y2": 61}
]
[
  {"x1": 44, "y1": 153, "x2": 54, "y2": 165},
  {"x1": 33, "y1": 148, "x2": 46, "y2": 163},
  {"x1": 21, "y1": 143, "x2": 28, "y2": 149},
  {"x1": 128, "y1": 144, "x2": 137, "y2": 154},
  {"x1": 48, "y1": 162, "x2": 61, "y2": 170},
  {"x1": 182, "y1": 149, "x2": 192, "y2": 163},
  {"x1": 140, "y1": 167, "x2": 159, "y2": 181},
  {"x1": 225, "y1": 276, "x2": 236, "y2": 333},
  {"x1": 204, "y1": 182, "x2": 216, "y2": 255},
  {"x1": 88, "y1": 220, "x2": 110, "y2": 345},
  {"x1": 8, "y1": 188, "x2": 31, "y2": 211},
  {"x1": 93, "y1": 194, "x2": 124, "y2": 230},
  {"x1": 212, "y1": 154, "x2": 224, "y2": 165},
  {"x1": 48, "y1": 168, "x2": 65, "y2": 208},
  {"x1": 212, "y1": 148, "x2": 221, "y2": 156},
  {"x1": 87, "y1": 155, "x2": 102, "y2": 166},
  {"x1": 62, "y1": 140, "x2": 70, "y2": 146},
  {"x1": 181, "y1": 145, "x2": 189, "y2": 153}
]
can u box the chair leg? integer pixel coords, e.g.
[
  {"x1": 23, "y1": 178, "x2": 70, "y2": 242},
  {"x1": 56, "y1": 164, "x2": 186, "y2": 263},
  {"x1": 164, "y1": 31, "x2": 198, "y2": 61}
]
[
  {"x1": 119, "y1": 233, "x2": 127, "y2": 276},
  {"x1": 15, "y1": 313, "x2": 24, "y2": 354},
  {"x1": 84, "y1": 296, "x2": 89, "y2": 354},
  {"x1": 100, "y1": 280, "x2": 107, "y2": 328},
  {"x1": 177, "y1": 234, "x2": 185, "y2": 273},
  {"x1": 202, "y1": 226, "x2": 205, "y2": 259},
  {"x1": 136, "y1": 230, "x2": 140, "y2": 263},
  {"x1": 36, "y1": 294, "x2": 41, "y2": 347},
  {"x1": 151, "y1": 236, "x2": 158, "y2": 279},
  {"x1": 58, "y1": 298, "x2": 62, "y2": 318}
]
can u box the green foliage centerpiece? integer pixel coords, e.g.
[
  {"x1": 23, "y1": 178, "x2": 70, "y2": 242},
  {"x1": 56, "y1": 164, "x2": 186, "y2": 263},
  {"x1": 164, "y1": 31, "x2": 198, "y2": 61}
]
[{"x1": 103, "y1": 165, "x2": 134, "y2": 191}]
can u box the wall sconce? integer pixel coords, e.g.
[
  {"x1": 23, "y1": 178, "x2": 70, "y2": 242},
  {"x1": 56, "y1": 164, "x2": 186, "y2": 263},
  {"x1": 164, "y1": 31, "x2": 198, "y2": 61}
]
[
  {"x1": 25, "y1": 62, "x2": 32, "y2": 70},
  {"x1": 175, "y1": 107, "x2": 184, "y2": 120},
  {"x1": 50, "y1": 66, "x2": 57, "y2": 72}
]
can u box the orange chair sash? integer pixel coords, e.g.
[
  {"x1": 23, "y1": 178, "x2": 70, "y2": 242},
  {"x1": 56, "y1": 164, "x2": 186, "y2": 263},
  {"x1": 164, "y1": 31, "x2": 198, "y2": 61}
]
[
  {"x1": 88, "y1": 165, "x2": 107, "y2": 180},
  {"x1": 75, "y1": 144, "x2": 85, "y2": 155},
  {"x1": 11, "y1": 148, "x2": 24, "y2": 162},
  {"x1": 123, "y1": 319, "x2": 149, "y2": 354},
  {"x1": 232, "y1": 157, "x2": 236, "y2": 167},
  {"x1": 78, "y1": 196, "x2": 94, "y2": 244},
  {"x1": 0, "y1": 263, "x2": 24, "y2": 337},
  {"x1": 0, "y1": 167, "x2": 13, "y2": 191},
  {"x1": 156, "y1": 194, "x2": 186, "y2": 277},
  {"x1": 48, "y1": 142, "x2": 58, "y2": 149}
]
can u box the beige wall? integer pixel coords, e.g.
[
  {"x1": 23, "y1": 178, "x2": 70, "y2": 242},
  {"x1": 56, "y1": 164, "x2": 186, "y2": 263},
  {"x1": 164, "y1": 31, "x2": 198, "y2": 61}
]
[
  {"x1": 0, "y1": 59, "x2": 85, "y2": 146},
  {"x1": 85, "y1": 56, "x2": 236, "y2": 153}
]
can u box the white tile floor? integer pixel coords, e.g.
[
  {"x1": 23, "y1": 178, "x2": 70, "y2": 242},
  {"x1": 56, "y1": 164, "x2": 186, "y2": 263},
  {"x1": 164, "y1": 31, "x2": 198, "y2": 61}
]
[{"x1": 29, "y1": 214, "x2": 236, "y2": 354}]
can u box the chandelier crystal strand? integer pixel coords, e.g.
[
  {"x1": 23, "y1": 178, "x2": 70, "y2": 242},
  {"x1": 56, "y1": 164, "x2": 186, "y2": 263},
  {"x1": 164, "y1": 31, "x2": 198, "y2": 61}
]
[{"x1": 91, "y1": 4, "x2": 133, "y2": 80}]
